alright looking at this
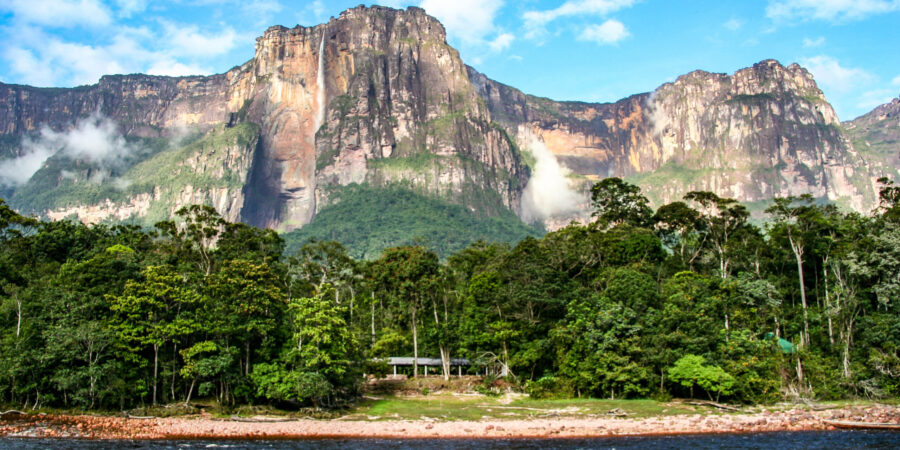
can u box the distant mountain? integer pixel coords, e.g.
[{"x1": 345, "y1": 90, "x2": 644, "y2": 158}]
[
  {"x1": 0, "y1": 5, "x2": 894, "y2": 253},
  {"x1": 844, "y1": 96, "x2": 900, "y2": 183}
]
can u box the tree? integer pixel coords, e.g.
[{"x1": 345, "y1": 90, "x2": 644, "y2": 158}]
[
  {"x1": 876, "y1": 177, "x2": 900, "y2": 222},
  {"x1": 668, "y1": 354, "x2": 734, "y2": 401},
  {"x1": 110, "y1": 265, "x2": 202, "y2": 405},
  {"x1": 590, "y1": 178, "x2": 653, "y2": 228},
  {"x1": 288, "y1": 286, "x2": 354, "y2": 382},
  {"x1": 207, "y1": 259, "x2": 286, "y2": 377},
  {"x1": 684, "y1": 191, "x2": 749, "y2": 279},
  {"x1": 766, "y1": 195, "x2": 824, "y2": 348},
  {"x1": 370, "y1": 246, "x2": 440, "y2": 378},
  {"x1": 653, "y1": 201, "x2": 704, "y2": 269}
]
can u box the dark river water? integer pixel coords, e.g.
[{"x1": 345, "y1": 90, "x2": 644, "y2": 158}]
[{"x1": 0, "y1": 431, "x2": 898, "y2": 449}]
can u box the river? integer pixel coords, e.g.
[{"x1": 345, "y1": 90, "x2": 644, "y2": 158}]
[{"x1": 1, "y1": 430, "x2": 897, "y2": 448}]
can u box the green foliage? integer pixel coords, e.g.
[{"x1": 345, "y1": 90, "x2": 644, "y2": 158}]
[
  {"x1": 590, "y1": 178, "x2": 653, "y2": 228},
  {"x1": 8, "y1": 123, "x2": 257, "y2": 224},
  {"x1": 0, "y1": 189, "x2": 899, "y2": 411},
  {"x1": 668, "y1": 354, "x2": 735, "y2": 401},
  {"x1": 283, "y1": 184, "x2": 542, "y2": 259}
]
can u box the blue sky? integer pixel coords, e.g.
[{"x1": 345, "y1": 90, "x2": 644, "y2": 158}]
[{"x1": 1, "y1": 0, "x2": 898, "y2": 120}]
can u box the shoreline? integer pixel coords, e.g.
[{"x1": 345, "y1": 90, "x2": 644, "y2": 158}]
[{"x1": 1, "y1": 404, "x2": 897, "y2": 440}]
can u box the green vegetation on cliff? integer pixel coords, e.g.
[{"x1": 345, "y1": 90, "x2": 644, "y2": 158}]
[
  {"x1": 283, "y1": 184, "x2": 542, "y2": 259},
  {"x1": 8, "y1": 123, "x2": 257, "y2": 223}
]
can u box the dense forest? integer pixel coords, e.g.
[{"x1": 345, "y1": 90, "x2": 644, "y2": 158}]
[{"x1": 1, "y1": 176, "x2": 899, "y2": 411}]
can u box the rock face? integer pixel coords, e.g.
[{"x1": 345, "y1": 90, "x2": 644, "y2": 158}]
[
  {"x1": 471, "y1": 60, "x2": 878, "y2": 212},
  {"x1": 844, "y1": 96, "x2": 900, "y2": 183},
  {"x1": 0, "y1": 5, "x2": 527, "y2": 230},
  {"x1": 0, "y1": 6, "x2": 891, "y2": 230}
]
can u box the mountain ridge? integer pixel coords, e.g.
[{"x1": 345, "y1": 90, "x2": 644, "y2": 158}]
[{"x1": 0, "y1": 5, "x2": 893, "y2": 236}]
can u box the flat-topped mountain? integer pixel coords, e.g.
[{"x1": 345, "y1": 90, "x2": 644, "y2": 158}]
[{"x1": 0, "y1": 5, "x2": 893, "y2": 241}]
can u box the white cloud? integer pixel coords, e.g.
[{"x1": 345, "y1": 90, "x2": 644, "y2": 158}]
[
  {"x1": 0, "y1": 113, "x2": 136, "y2": 186},
  {"x1": 420, "y1": 0, "x2": 505, "y2": 43},
  {"x1": 0, "y1": 143, "x2": 55, "y2": 186},
  {"x1": 114, "y1": 0, "x2": 147, "y2": 17},
  {"x1": 146, "y1": 60, "x2": 207, "y2": 77},
  {"x1": 524, "y1": 0, "x2": 638, "y2": 38},
  {"x1": 723, "y1": 18, "x2": 743, "y2": 31},
  {"x1": 161, "y1": 22, "x2": 238, "y2": 58},
  {"x1": 578, "y1": 19, "x2": 629, "y2": 45},
  {"x1": 767, "y1": 0, "x2": 900, "y2": 22},
  {"x1": 893, "y1": 75, "x2": 900, "y2": 86},
  {"x1": 0, "y1": 20, "x2": 230, "y2": 87},
  {"x1": 803, "y1": 36, "x2": 825, "y2": 47},
  {"x1": 0, "y1": 0, "x2": 112, "y2": 28},
  {"x1": 800, "y1": 55, "x2": 874, "y2": 93},
  {"x1": 488, "y1": 33, "x2": 515, "y2": 52}
]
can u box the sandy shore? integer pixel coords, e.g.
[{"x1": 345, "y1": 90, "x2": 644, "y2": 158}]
[{"x1": 1, "y1": 405, "x2": 897, "y2": 440}]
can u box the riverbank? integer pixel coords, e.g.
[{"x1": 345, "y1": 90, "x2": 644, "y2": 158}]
[{"x1": 1, "y1": 403, "x2": 897, "y2": 440}]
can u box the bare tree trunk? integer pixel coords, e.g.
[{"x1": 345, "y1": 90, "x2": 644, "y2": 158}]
[
  {"x1": 184, "y1": 378, "x2": 196, "y2": 405},
  {"x1": 824, "y1": 263, "x2": 834, "y2": 346},
  {"x1": 412, "y1": 308, "x2": 418, "y2": 378},
  {"x1": 15, "y1": 294, "x2": 21, "y2": 339},
  {"x1": 432, "y1": 298, "x2": 450, "y2": 381},
  {"x1": 843, "y1": 316, "x2": 855, "y2": 379},
  {"x1": 789, "y1": 235, "x2": 810, "y2": 348},
  {"x1": 245, "y1": 341, "x2": 251, "y2": 376},
  {"x1": 370, "y1": 295, "x2": 376, "y2": 346},
  {"x1": 153, "y1": 343, "x2": 159, "y2": 405},
  {"x1": 171, "y1": 343, "x2": 177, "y2": 401}
]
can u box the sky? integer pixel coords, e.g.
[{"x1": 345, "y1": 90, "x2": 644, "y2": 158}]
[{"x1": 0, "y1": 0, "x2": 898, "y2": 121}]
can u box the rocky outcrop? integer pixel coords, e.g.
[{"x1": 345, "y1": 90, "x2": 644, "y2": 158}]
[
  {"x1": 0, "y1": 5, "x2": 527, "y2": 230},
  {"x1": 471, "y1": 60, "x2": 879, "y2": 211},
  {"x1": 844, "y1": 96, "x2": 900, "y2": 183},
  {"x1": 0, "y1": 6, "x2": 891, "y2": 231}
]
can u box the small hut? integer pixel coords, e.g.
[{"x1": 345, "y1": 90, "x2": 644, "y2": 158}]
[{"x1": 386, "y1": 357, "x2": 470, "y2": 376}]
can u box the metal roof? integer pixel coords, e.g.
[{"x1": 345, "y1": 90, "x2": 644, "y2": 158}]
[{"x1": 385, "y1": 357, "x2": 470, "y2": 366}]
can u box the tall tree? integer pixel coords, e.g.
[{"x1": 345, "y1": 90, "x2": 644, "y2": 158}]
[
  {"x1": 590, "y1": 178, "x2": 653, "y2": 228},
  {"x1": 371, "y1": 246, "x2": 440, "y2": 378}
]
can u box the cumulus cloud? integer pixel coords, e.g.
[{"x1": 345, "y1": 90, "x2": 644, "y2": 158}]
[
  {"x1": 0, "y1": 113, "x2": 136, "y2": 187},
  {"x1": 0, "y1": 23, "x2": 221, "y2": 87},
  {"x1": 767, "y1": 0, "x2": 900, "y2": 22},
  {"x1": 518, "y1": 127, "x2": 585, "y2": 223},
  {"x1": 114, "y1": 0, "x2": 147, "y2": 17},
  {"x1": 420, "y1": 0, "x2": 505, "y2": 44},
  {"x1": 161, "y1": 21, "x2": 239, "y2": 58},
  {"x1": 488, "y1": 33, "x2": 515, "y2": 52},
  {"x1": 578, "y1": 19, "x2": 629, "y2": 45},
  {"x1": 800, "y1": 55, "x2": 875, "y2": 93},
  {"x1": 803, "y1": 36, "x2": 825, "y2": 47},
  {"x1": 0, "y1": 0, "x2": 112, "y2": 28},
  {"x1": 893, "y1": 75, "x2": 900, "y2": 86},
  {"x1": 524, "y1": 0, "x2": 638, "y2": 39}
]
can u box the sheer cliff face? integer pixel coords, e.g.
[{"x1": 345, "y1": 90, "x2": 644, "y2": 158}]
[
  {"x1": 471, "y1": 60, "x2": 877, "y2": 211},
  {"x1": 0, "y1": 6, "x2": 887, "y2": 229},
  {"x1": 242, "y1": 6, "x2": 527, "y2": 229},
  {"x1": 0, "y1": 6, "x2": 528, "y2": 229}
]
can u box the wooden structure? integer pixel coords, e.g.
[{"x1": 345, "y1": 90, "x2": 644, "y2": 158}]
[
  {"x1": 823, "y1": 420, "x2": 900, "y2": 430},
  {"x1": 386, "y1": 357, "x2": 470, "y2": 376}
]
